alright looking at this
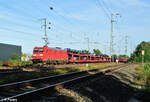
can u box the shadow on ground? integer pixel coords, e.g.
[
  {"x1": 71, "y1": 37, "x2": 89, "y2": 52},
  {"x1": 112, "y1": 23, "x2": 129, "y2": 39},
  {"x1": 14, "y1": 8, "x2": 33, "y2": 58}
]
[{"x1": 53, "y1": 75, "x2": 138, "y2": 102}]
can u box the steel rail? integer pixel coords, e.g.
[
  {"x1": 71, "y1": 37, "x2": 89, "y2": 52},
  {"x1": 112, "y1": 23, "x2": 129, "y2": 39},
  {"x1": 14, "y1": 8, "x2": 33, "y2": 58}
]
[
  {"x1": 0, "y1": 64, "x2": 129, "y2": 101},
  {"x1": 0, "y1": 64, "x2": 123, "y2": 88},
  {"x1": 0, "y1": 69, "x2": 23, "y2": 75}
]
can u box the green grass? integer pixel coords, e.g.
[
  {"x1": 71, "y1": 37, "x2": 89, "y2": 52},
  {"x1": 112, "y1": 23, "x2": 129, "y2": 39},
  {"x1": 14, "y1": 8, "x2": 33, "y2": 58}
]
[
  {"x1": 135, "y1": 64, "x2": 150, "y2": 101},
  {"x1": 88, "y1": 64, "x2": 108, "y2": 69},
  {"x1": 68, "y1": 63, "x2": 114, "y2": 72},
  {"x1": 0, "y1": 61, "x2": 3, "y2": 66},
  {"x1": 136, "y1": 64, "x2": 150, "y2": 85}
]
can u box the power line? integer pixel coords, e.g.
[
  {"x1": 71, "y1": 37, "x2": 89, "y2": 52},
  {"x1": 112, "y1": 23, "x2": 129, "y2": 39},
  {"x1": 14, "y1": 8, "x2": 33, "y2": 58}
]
[
  {"x1": 0, "y1": 1, "x2": 50, "y2": 26},
  {"x1": 0, "y1": 30, "x2": 43, "y2": 43},
  {"x1": 0, "y1": 27, "x2": 40, "y2": 37},
  {"x1": 0, "y1": 18, "x2": 40, "y2": 31},
  {"x1": 52, "y1": 9, "x2": 76, "y2": 27},
  {"x1": 0, "y1": 5, "x2": 39, "y2": 23},
  {"x1": 49, "y1": 41, "x2": 107, "y2": 45},
  {"x1": 48, "y1": 8, "x2": 82, "y2": 42},
  {"x1": 1, "y1": 12, "x2": 39, "y2": 24},
  {"x1": 48, "y1": 5, "x2": 89, "y2": 32},
  {"x1": 101, "y1": 0, "x2": 112, "y2": 14},
  {"x1": 95, "y1": 0, "x2": 110, "y2": 19},
  {"x1": 106, "y1": 0, "x2": 115, "y2": 12},
  {"x1": 53, "y1": 27, "x2": 81, "y2": 41}
]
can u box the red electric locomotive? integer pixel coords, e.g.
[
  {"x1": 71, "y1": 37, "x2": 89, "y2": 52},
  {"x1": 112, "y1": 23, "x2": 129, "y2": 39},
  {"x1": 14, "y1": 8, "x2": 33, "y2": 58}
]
[
  {"x1": 32, "y1": 46, "x2": 128, "y2": 64},
  {"x1": 32, "y1": 46, "x2": 68, "y2": 64},
  {"x1": 32, "y1": 46, "x2": 112, "y2": 64}
]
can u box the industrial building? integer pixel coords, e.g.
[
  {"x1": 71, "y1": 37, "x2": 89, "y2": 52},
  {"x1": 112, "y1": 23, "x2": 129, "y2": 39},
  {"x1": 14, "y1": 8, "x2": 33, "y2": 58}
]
[{"x1": 0, "y1": 43, "x2": 22, "y2": 61}]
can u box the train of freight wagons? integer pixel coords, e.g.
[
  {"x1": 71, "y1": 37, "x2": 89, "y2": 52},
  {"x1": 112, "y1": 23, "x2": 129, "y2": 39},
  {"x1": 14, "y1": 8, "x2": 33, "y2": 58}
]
[{"x1": 32, "y1": 46, "x2": 128, "y2": 64}]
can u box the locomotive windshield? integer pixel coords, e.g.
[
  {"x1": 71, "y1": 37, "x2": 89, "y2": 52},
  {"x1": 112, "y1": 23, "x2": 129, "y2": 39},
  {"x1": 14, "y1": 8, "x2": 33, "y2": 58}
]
[
  {"x1": 34, "y1": 49, "x2": 38, "y2": 53},
  {"x1": 34, "y1": 49, "x2": 43, "y2": 53},
  {"x1": 39, "y1": 49, "x2": 43, "y2": 52}
]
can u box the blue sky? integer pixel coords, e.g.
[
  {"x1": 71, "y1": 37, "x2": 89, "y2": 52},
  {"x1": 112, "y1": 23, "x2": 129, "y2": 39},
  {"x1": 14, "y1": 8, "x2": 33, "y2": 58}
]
[{"x1": 0, "y1": 0, "x2": 150, "y2": 55}]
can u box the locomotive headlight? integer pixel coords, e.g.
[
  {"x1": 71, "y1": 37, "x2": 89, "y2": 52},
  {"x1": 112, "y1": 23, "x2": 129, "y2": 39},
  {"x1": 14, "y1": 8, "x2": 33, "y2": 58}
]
[
  {"x1": 33, "y1": 54, "x2": 36, "y2": 56},
  {"x1": 40, "y1": 54, "x2": 43, "y2": 56}
]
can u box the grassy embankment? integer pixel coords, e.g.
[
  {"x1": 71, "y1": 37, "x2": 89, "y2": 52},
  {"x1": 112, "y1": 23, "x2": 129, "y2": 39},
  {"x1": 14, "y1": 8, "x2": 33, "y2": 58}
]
[{"x1": 135, "y1": 64, "x2": 150, "y2": 101}]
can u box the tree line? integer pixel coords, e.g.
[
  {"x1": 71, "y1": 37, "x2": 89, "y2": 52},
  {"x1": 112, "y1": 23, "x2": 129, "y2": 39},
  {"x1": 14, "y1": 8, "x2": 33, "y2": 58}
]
[{"x1": 130, "y1": 41, "x2": 150, "y2": 62}]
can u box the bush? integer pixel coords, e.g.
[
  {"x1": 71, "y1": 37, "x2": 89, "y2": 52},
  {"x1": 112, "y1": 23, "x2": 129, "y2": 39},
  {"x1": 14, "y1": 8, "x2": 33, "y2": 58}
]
[
  {"x1": 3, "y1": 60, "x2": 21, "y2": 67},
  {"x1": 11, "y1": 54, "x2": 21, "y2": 61},
  {"x1": 130, "y1": 41, "x2": 150, "y2": 63},
  {"x1": 21, "y1": 60, "x2": 32, "y2": 66},
  {"x1": 3, "y1": 54, "x2": 21, "y2": 67},
  {"x1": 136, "y1": 64, "x2": 150, "y2": 87},
  {"x1": 0, "y1": 61, "x2": 3, "y2": 66},
  {"x1": 3, "y1": 54, "x2": 32, "y2": 67},
  {"x1": 3, "y1": 61, "x2": 12, "y2": 66},
  {"x1": 7, "y1": 59, "x2": 21, "y2": 67}
]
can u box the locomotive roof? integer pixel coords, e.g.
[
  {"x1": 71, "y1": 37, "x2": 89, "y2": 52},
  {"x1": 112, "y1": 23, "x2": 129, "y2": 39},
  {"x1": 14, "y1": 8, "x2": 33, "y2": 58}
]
[
  {"x1": 49, "y1": 47, "x2": 65, "y2": 51},
  {"x1": 33, "y1": 47, "x2": 109, "y2": 57}
]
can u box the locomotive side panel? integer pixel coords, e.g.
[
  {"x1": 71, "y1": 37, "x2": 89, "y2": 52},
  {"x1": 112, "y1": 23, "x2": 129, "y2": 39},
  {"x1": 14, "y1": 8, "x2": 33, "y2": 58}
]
[{"x1": 32, "y1": 47, "x2": 68, "y2": 64}]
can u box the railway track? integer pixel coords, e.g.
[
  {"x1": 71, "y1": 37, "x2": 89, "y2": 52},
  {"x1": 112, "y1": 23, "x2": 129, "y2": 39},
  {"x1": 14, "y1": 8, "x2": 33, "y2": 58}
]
[
  {"x1": 0, "y1": 64, "x2": 130, "y2": 102},
  {"x1": 0, "y1": 63, "x2": 120, "y2": 74},
  {"x1": 0, "y1": 69, "x2": 23, "y2": 75}
]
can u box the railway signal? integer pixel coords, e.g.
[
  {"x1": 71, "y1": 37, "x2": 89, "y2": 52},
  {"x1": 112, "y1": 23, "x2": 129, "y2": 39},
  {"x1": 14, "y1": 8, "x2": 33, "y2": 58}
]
[{"x1": 142, "y1": 50, "x2": 145, "y2": 65}]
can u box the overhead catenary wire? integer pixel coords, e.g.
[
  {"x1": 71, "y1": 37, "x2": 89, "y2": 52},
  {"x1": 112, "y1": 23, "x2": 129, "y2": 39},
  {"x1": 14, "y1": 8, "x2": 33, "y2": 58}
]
[
  {"x1": 101, "y1": 0, "x2": 112, "y2": 14},
  {"x1": 0, "y1": 1, "x2": 47, "y2": 37},
  {"x1": 0, "y1": 3, "x2": 40, "y2": 24},
  {"x1": 0, "y1": 12, "x2": 40, "y2": 24},
  {"x1": 0, "y1": 27, "x2": 41, "y2": 37},
  {"x1": 47, "y1": 16, "x2": 81, "y2": 42},
  {"x1": 0, "y1": 0, "x2": 120, "y2": 54},
  {"x1": 52, "y1": 9, "x2": 78, "y2": 28},
  {"x1": 0, "y1": 18, "x2": 40, "y2": 31},
  {"x1": 48, "y1": 9, "x2": 82, "y2": 42},
  {"x1": 105, "y1": 0, "x2": 115, "y2": 12},
  {"x1": 44, "y1": 1, "x2": 105, "y2": 46},
  {"x1": 47, "y1": 2, "x2": 89, "y2": 41},
  {"x1": 0, "y1": 4, "x2": 80, "y2": 45},
  {"x1": 0, "y1": 1, "x2": 86, "y2": 51},
  {"x1": 95, "y1": 0, "x2": 111, "y2": 20}
]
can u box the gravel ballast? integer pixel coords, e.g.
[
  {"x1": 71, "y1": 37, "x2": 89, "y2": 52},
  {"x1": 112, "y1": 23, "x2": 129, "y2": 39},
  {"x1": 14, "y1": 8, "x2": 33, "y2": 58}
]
[{"x1": 33, "y1": 64, "x2": 141, "y2": 102}]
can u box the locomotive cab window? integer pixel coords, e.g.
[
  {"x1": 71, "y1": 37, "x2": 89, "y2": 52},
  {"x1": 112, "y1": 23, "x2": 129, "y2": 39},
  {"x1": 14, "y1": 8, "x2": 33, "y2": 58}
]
[
  {"x1": 34, "y1": 49, "x2": 38, "y2": 53},
  {"x1": 34, "y1": 49, "x2": 43, "y2": 53},
  {"x1": 39, "y1": 49, "x2": 44, "y2": 53}
]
